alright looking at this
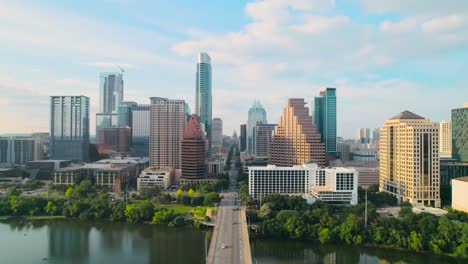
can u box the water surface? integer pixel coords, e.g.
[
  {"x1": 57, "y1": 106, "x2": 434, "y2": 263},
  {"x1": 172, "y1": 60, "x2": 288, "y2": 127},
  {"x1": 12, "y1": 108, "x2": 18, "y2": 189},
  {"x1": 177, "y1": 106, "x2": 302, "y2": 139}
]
[{"x1": 0, "y1": 219, "x2": 208, "y2": 264}]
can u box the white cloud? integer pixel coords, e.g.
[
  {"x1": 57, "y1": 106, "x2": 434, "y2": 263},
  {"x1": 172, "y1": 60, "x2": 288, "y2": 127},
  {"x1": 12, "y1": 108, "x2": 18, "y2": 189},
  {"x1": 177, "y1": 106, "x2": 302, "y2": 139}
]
[
  {"x1": 358, "y1": 0, "x2": 468, "y2": 15},
  {"x1": 422, "y1": 14, "x2": 467, "y2": 33},
  {"x1": 379, "y1": 17, "x2": 422, "y2": 34},
  {"x1": 290, "y1": 15, "x2": 350, "y2": 34},
  {"x1": 82, "y1": 62, "x2": 137, "y2": 69}
]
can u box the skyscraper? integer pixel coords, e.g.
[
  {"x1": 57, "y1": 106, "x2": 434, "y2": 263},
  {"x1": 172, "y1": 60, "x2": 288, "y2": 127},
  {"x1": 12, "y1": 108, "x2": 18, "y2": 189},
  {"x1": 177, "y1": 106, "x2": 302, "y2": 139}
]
[
  {"x1": 50, "y1": 96, "x2": 90, "y2": 162},
  {"x1": 452, "y1": 103, "x2": 468, "y2": 162},
  {"x1": 240, "y1": 124, "x2": 247, "y2": 152},
  {"x1": 211, "y1": 118, "x2": 223, "y2": 149},
  {"x1": 254, "y1": 124, "x2": 276, "y2": 158},
  {"x1": 195, "y1": 53, "x2": 212, "y2": 153},
  {"x1": 181, "y1": 114, "x2": 207, "y2": 181},
  {"x1": 357, "y1": 128, "x2": 371, "y2": 144},
  {"x1": 439, "y1": 120, "x2": 452, "y2": 158},
  {"x1": 149, "y1": 97, "x2": 185, "y2": 170},
  {"x1": 247, "y1": 100, "x2": 267, "y2": 154},
  {"x1": 131, "y1": 104, "x2": 150, "y2": 157},
  {"x1": 379, "y1": 111, "x2": 440, "y2": 207},
  {"x1": 270, "y1": 98, "x2": 326, "y2": 166},
  {"x1": 96, "y1": 72, "x2": 124, "y2": 136},
  {"x1": 99, "y1": 72, "x2": 124, "y2": 113},
  {"x1": 312, "y1": 87, "x2": 337, "y2": 155}
]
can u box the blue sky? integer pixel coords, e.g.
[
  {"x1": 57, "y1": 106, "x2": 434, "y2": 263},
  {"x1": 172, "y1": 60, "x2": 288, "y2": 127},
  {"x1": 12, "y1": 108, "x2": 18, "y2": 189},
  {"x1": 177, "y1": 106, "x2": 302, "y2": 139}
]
[{"x1": 0, "y1": 0, "x2": 467, "y2": 138}]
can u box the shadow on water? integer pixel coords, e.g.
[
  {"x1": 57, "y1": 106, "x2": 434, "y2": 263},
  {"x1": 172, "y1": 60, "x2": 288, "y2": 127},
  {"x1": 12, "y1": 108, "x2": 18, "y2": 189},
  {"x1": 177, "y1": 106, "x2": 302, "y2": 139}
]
[
  {"x1": 250, "y1": 238, "x2": 466, "y2": 264},
  {"x1": 0, "y1": 219, "x2": 208, "y2": 264}
]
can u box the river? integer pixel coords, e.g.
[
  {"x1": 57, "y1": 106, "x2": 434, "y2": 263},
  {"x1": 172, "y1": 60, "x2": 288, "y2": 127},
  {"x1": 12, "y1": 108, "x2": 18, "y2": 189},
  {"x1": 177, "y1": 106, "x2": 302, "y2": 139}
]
[
  {"x1": 250, "y1": 238, "x2": 465, "y2": 264},
  {"x1": 1, "y1": 220, "x2": 465, "y2": 264},
  {"x1": 0, "y1": 219, "x2": 208, "y2": 264}
]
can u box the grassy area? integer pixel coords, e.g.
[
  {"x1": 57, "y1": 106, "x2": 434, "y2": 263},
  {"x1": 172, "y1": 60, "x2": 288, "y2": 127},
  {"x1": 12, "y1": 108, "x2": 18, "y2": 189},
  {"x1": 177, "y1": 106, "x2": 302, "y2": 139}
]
[
  {"x1": 154, "y1": 204, "x2": 217, "y2": 217},
  {"x1": 0, "y1": 216, "x2": 13, "y2": 220}
]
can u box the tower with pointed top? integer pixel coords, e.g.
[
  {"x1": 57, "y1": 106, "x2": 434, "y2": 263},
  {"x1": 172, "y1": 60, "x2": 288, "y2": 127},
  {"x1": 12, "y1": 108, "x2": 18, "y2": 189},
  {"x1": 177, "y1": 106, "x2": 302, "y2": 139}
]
[{"x1": 247, "y1": 100, "x2": 267, "y2": 154}]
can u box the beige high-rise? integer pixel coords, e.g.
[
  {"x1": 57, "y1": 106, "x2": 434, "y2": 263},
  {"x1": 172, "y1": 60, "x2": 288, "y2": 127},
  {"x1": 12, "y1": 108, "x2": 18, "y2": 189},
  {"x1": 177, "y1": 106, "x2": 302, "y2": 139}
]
[
  {"x1": 149, "y1": 97, "x2": 185, "y2": 170},
  {"x1": 269, "y1": 98, "x2": 326, "y2": 166},
  {"x1": 439, "y1": 120, "x2": 452, "y2": 158},
  {"x1": 379, "y1": 111, "x2": 440, "y2": 207}
]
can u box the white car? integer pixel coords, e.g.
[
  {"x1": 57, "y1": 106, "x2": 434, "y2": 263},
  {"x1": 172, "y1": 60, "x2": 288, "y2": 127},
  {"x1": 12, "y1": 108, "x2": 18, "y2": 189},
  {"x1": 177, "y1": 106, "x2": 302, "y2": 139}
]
[{"x1": 221, "y1": 244, "x2": 226, "y2": 249}]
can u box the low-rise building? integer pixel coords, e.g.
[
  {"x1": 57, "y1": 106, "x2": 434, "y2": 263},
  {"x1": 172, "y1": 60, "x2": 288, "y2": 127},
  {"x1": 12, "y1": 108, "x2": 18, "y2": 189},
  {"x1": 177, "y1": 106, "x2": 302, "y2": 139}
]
[
  {"x1": 248, "y1": 164, "x2": 358, "y2": 205},
  {"x1": 452, "y1": 176, "x2": 468, "y2": 213},
  {"x1": 53, "y1": 162, "x2": 139, "y2": 193},
  {"x1": 137, "y1": 168, "x2": 174, "y2": 190},
  {"x1": 249, "y1": 164, "x2": 316, "y2": 199},
  {"x1": 25, "y1": 160, "x2": 72, "y2": 179},
  {"x1": 310, "y1": 167, "x2": 358, "y2": 205},
  {"x1": 207, "y1": 157, "x2": 225, "y2": 176}
]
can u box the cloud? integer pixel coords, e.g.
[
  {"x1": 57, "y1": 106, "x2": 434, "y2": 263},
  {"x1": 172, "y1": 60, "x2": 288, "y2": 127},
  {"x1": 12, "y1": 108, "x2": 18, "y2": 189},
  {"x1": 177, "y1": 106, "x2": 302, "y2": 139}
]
[
  {"x1": 379, "y1": 17, "x2": 421, "y2": 34},
  {"x1": 422, "y1": 14, "x2": 467, "y2": 33},
  {"x1": 290, "y1": 15, "x2": 350, "y2": 34},
  {"x1": 82, "y1": 62, "x2": 137, "y2": 69},
  {"x1": 358, "y1": 0, "x2": 468, "y2": 15}
]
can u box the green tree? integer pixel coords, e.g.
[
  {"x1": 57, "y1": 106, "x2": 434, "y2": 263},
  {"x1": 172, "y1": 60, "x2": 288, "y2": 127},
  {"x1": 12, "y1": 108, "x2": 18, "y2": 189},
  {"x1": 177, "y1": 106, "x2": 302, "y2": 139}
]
[
  {"x1": 125, "y1": 204, "x2": 142, "y2": 224},
  {"x1": 109, "y1": 201, "x2": 126, "y2": 222},
  {"x1": 187, "y1": 188, "x2": 195, "y2": 197},
  {"x1": 152, "y1": 209, "x2": 176, "y2": 224},
  {"x1": 258, "y1": 203, "x2": 273, "y2": 219},
  {"x1": 44, "y1": 201, "x2": 58, "y2": 215},
  {"x1": 139, "y1": 202, "x2": 154, "y2": 221},
  {"x1": 65, "y1": 187, "x2": 74, "y2": 197},
  {"x1": 408, "y1": 231, "x2": 423, "y2": 252},
  {"x1": 319, "y1": 228, "x2": 332, "y2": 244},
  {"x1": 203, "y1": 192, "x2": 221, "y2": 206},
  {"x1": 339, "y1": 214, "x2": 362, "y2": 245},
  {"x1": 176, "y1": 189, "x2": 183, "y2": 196}
]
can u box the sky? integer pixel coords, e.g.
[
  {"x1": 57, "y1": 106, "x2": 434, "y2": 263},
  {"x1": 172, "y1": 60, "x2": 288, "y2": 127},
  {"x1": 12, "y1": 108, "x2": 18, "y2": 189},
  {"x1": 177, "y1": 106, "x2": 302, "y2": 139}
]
[{"x1": 0, "y1": 0, "x2": 467, "y2": 138}]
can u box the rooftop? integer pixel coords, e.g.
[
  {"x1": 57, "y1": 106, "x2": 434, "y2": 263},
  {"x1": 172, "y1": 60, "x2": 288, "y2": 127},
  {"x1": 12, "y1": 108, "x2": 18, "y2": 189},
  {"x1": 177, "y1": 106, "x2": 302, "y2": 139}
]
[
  {"x1": 390, "y1": 110, "x2": 425, "y2": 120},
  {"x1": 453, "y1": 176, "x2": 468, "y2": 183}
]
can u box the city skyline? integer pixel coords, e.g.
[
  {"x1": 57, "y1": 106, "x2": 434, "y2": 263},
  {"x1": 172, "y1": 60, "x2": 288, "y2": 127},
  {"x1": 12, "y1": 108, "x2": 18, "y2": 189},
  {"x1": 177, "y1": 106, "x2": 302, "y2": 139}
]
[{"x1": 0, "y1": 0, "x2": 467, "y2": 138}]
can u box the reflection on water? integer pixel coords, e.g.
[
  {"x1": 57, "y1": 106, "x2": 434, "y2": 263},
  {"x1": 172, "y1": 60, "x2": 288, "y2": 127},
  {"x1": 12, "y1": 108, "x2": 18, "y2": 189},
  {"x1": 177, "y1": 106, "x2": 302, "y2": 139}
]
[
  {"x1": 251, "y1": 238, "x2": 465, "y2": 264},
  {"x1": 0, "y1": 219, "x2": 208, "y2": 264}
]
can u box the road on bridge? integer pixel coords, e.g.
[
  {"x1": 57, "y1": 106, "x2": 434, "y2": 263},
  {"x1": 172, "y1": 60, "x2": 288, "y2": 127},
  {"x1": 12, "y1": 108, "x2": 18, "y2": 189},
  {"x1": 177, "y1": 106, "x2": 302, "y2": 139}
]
[{"x1": 207, "y1": 151, "x2": 252, "y2": 264}]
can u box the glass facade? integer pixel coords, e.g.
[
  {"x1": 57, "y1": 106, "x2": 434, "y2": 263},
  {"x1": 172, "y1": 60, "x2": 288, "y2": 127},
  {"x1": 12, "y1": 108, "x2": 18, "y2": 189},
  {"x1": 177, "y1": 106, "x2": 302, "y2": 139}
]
[
  {"x1": 195, "y1": 53, "x2": 212, "y2": 153},
  {"x1": 117, "y1": 101, "x2": 137, "y2": 127},
  {"x1": 452, "y1": 105, "x2": 468, "y2": 162},
  {"x1": 96, "y1": 113, "x2": 117, "y2": 137},
  {"x1": 50, "y1": 96, "x2": 90, "y2": 162},
  {"x1": 99, "y1": 72, "x2": 123, "y2": 113},
  {"x1": 312, "y1": 87, "x2": 337, "y2": 154},
  {"x1": 131, "y1": 104, "x2": 150, "y2": 157},
  {"x1": 247, "y1": 100, "x2": 267, "y2": 154}
]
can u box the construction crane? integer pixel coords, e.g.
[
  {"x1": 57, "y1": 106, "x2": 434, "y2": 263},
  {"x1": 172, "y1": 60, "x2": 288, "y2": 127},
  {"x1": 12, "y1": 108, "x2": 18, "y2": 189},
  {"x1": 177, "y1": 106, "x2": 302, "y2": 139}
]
[{"x1": 115, "y1": 64, "x2": 125, "y2": 74}]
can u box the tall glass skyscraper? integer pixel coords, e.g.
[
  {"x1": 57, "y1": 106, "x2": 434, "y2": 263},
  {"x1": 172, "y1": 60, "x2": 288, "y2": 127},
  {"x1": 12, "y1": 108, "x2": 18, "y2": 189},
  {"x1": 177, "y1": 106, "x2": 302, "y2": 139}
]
[
  {"x1": 99, "y1": 72, "x2": 123, "y2": 113},
  {"x1": 312, "y1": 87, "x2": 337, "y2": 155},
  {"x1": 96, "y1": 72, "x2": 123, "y2": 136},
  {"x1": 195, "y1": 53, "x2": 212, "y2": 153},
  {"x1": 452, "y1": 103, "x2": 468, "y2": 162},
  {"x1": 247, "y1": 100, "x2": 267, "y2": 154},
  {"x1": 50, "y1": 96, "x2": 90, "y2": 162}
]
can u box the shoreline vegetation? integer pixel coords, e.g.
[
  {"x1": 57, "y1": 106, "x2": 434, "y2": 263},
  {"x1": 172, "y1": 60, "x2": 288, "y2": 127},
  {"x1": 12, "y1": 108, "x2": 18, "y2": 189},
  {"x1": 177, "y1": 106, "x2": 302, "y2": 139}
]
[{"x1": 0, "y1": 176, "x2": 226, "y2": 229}]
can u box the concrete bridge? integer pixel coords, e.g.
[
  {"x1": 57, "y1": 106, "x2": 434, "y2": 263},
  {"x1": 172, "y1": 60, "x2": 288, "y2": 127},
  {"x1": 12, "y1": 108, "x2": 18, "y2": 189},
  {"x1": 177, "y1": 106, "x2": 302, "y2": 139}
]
[{"x1": 206, "y1": 191, "x2": 252, "y2": 264}]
